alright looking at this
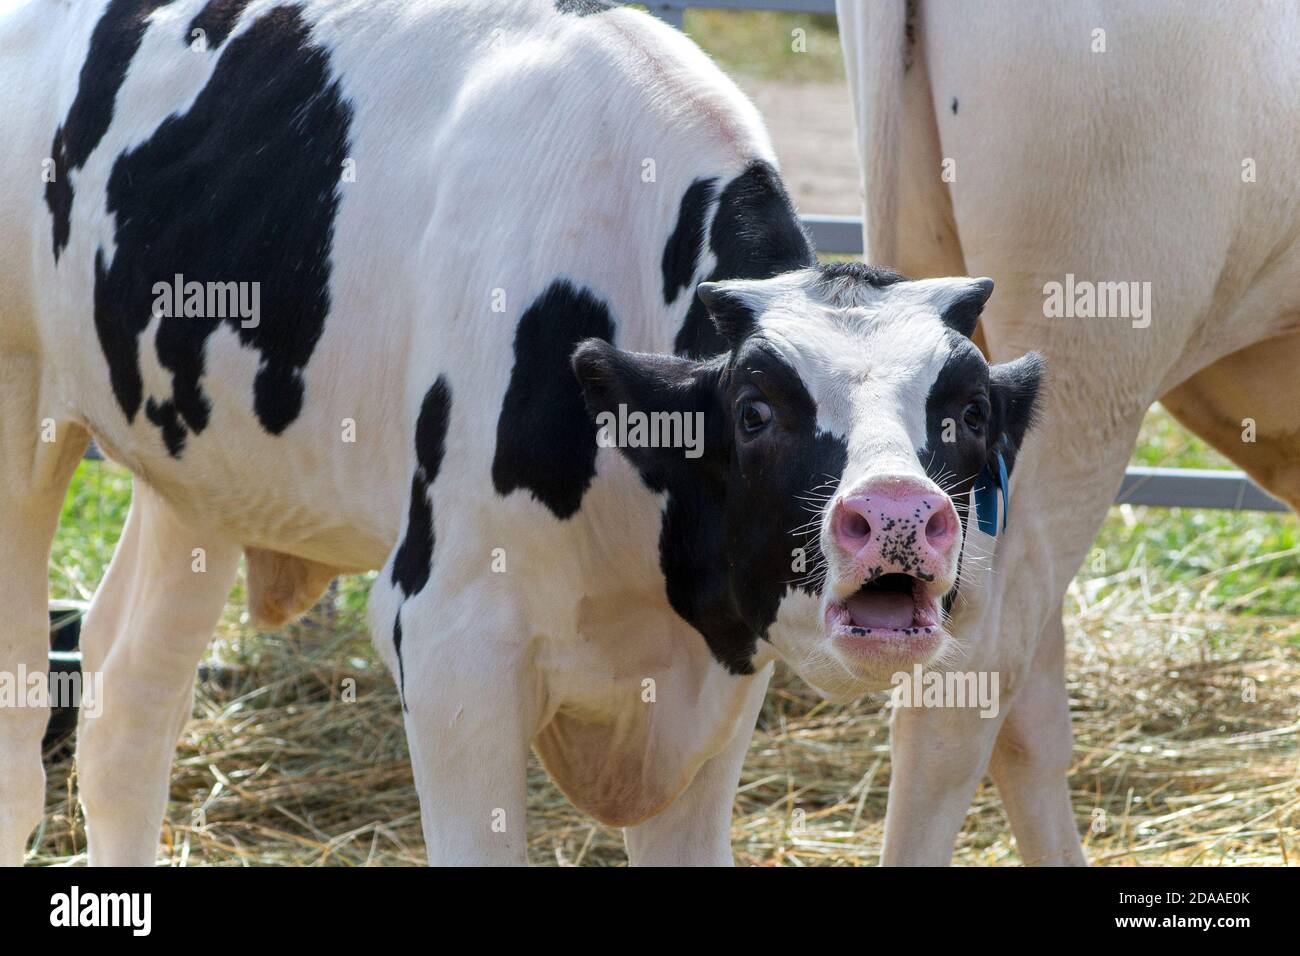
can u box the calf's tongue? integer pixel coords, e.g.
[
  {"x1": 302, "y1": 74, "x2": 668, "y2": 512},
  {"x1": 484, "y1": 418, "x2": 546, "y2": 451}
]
[{"x1": 846, "y1": 590, "x2": 913, "y2": 629}]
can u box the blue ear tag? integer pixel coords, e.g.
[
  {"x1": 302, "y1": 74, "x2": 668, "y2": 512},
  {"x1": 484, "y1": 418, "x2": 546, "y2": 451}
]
[
  {"x1": 974, "y1": 450, "x2": 1009, "y2": 537},
  {"x1": 996, "y1": 449, "x2": 1010, "y2": 533}
]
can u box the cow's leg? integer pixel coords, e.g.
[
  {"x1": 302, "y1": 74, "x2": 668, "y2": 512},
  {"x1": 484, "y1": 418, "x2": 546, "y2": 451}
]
[
  {"x1": 882, "y1": 586, "x2": 1087, "y2": 867},
  {"x1": 371, "y1": 574, "x2": 538, "y2": 865},
  {"x1": 76, "y1": 480, "x2": 240, "y2": 866},
  {"x1": 882, "y1": 268, "x2": 1149, "y2": 864},
  {"x1": 623, "y1": 664, "x2": 771, "y2": 866},
  {"x1": 979, "y1": 330, "x2": 1300, "y2": 867},
  {"x1": 988, "y1": 605, "x2": 1085, "y2": 865},
  {"x1": 0, "y1": 372, "x2": 87, "y2": 864},
  {"x1": 1160, "y1": 331, "x2": 1300, "y2": 512},
  {"x1": 882, "y1": 700, "x2": 1006, "y2": 865},
  {"x1": 882, "y1": 421, "x2": 1144, "y2": 864}
]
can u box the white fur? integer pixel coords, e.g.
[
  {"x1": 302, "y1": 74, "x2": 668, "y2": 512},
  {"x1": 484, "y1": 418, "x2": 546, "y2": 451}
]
[
  {"x1": 0, "y1": 0, "x2": 836, "y2": 866},
  {"x1": 839, "y1": 0, "x2": 1300, "y2": 866},
  {"x1": 0, "y1": 0, "x2": 998, "y2": 866}
]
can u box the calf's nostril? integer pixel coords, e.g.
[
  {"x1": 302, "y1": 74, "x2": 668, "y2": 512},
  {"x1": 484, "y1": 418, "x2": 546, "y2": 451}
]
[
  {"x1": 924, "y1": 508, "x2": 954, "y2": 549},
  {"x1": 840, "y1": 510, "x2": 870, "y2": 543}
]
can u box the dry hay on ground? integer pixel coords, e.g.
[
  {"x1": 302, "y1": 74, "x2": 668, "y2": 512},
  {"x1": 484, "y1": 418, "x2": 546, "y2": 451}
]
[{"x1": 31, "y1": 580, "x2": 1298, "y2": 866}]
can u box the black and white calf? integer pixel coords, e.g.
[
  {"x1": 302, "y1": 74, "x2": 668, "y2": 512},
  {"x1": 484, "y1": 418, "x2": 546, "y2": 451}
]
[{"x1": 0, "y1": 0, "x2": 1041, "y2": 865}]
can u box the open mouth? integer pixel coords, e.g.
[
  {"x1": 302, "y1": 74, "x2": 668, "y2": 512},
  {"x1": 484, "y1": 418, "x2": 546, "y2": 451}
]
[{"x1": 826, "y1": 573, "x2": 941, "y2": 637}]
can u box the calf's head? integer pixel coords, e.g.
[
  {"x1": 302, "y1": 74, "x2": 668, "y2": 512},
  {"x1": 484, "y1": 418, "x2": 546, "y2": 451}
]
[{"x1": 572, "y1": 264, "x2": 1043, "y2": 700}]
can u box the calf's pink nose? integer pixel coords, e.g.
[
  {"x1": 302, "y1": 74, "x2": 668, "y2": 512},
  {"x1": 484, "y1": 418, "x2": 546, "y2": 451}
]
[{"x1": 830, "y1": 480, "x2": 959, "y2": 571}]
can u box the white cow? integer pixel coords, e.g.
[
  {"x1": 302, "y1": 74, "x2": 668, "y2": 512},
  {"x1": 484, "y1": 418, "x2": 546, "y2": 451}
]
[
  {"x1": 1, "y1": 0, "x2": 1043, "y2": 865},
  {"x1": 839, "y1": 0, "x2": 1300, "y2": 864}
]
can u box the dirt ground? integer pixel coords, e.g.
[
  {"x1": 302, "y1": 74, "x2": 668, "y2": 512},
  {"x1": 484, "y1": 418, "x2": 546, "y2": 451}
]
[{"x1": 740, "y1": 79, "x2": 863, "y2": 218}]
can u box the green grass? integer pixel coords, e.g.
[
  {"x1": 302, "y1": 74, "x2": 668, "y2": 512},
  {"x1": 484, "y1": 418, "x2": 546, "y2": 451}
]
[
  {"x1": 49, "y1": 461, "x2": 131, "y2": 604},
  {"x1": 1076, "y1": 406, "x2": 1300, "y2": 641},
  {"x1": 684, "y1": 10, "x2": 844, "y2": 84}
]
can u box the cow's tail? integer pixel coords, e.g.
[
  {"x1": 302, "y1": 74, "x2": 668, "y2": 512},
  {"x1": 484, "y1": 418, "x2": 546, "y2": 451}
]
[{"x1": 837, "y1": 0, "x2": 911, "y2": 267}]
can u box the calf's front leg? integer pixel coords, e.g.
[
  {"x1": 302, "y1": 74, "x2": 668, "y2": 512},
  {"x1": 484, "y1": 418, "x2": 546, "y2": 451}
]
[
  {"x1": 623, "y1": 663, "x2": 771, "y2": 866},
  {"x1": 882, "y1": 399, "x2": 1144, "y2": 864},
  {"x1": 988, "y1": 608, "x2": 1086, "y2": 866},
  {"x1": 883, "y1": 702, "x2": 1008, "y2": 865},
  {"x1": 373, "y1": 576, "x2": 537, "y2": 865}
]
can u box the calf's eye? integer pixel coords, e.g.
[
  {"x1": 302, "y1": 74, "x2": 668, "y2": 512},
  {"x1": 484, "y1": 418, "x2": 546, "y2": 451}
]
[
  {"x1": 739, "y1": 399, "x2": 772, "y2": 434},
  {"x1": 963, "y1": 402, "x2": 985, "y2": 431}
]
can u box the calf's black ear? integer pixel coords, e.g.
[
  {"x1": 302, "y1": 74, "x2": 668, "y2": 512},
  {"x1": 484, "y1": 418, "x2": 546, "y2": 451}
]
[
  {"x1": 988, "y1": 350, "x2": 1046, "y2": 475},
  {"x1": 696, "y1": 281, "x2": 755, "y2": 346},
  {"x1": 571, "y1": 339, "x2": 721, "y2": 488},
  {"x1": 942, "y1": 277, "x2": 995, "y2": 338}
]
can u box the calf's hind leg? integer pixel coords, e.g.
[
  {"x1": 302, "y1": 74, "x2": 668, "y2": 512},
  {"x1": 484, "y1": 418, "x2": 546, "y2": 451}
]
[
  {"x1": 0, "y1": 364, "x2": 87, "y2": 864},
  {"x1": 76, "y1": 480, "x2": 240, "y2": 866}
]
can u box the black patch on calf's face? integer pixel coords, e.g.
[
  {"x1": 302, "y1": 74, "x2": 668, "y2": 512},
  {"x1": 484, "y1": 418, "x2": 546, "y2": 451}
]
[
  {"x1": 923, "y1": 336, "x2": 1044, "y2": 604},
  {"x1": 493, "y1": 280, "x2": 615, "y2": 519},
  {"x1": 673, "y1": 161, "x2": 814, "y2": 358},
  {"x1": 659, "y1": 481, "x2": 761, "y2": 674},
  {"x1": 572, "y1": 160, "x2": 820, "y2": 672},
  {"x1": 661, "y1": 177, "x2": 717, "y2": 306},
  {"x1": 923, "y1": 335, "x2": 994, "y2": 502},
  {"x1": 575, "y1": 335, "x2": 847, "y2": 674},
  {"x1": 45, "y1": 0, "x2": 177, "y2": 262},
  {"x1": 988, "y1": 351, "x2": 1046, "y2": 473},
  {"x1": 187, "y1": 0, "x2": 254, "y2": 48},
  {"x1": 90, "y1": 5, "x2": 353, "y2": 453},
  {"x1": 718, "y1": 341, "x2": 848, "y2": 609}
]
